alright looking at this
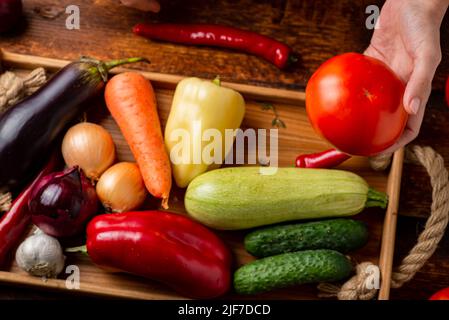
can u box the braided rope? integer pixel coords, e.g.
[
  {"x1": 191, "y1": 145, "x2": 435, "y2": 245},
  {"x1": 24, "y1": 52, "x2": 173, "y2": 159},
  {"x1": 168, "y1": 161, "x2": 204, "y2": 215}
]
[
  {"x1": 0, "y1": 68, "x2": 46, "y2": 112},
  {"x1": 319, "y1": 146, "x2": 449, "y2": 300},
  {"x1": 0, "y1": 68, "x2": 47, "y2": 211}
]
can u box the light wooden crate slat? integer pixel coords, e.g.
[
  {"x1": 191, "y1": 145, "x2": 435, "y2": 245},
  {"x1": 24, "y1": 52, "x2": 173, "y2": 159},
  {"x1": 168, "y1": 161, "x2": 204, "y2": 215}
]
[{"x1": 0, "y1": 51, "x2": 402, "y2": 300}]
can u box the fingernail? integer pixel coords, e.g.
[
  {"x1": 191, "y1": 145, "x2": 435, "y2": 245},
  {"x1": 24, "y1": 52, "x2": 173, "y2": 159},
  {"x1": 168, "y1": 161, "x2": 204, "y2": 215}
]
[{"x1": 409, "y1": 98, "x2": 421, "y2": 115}]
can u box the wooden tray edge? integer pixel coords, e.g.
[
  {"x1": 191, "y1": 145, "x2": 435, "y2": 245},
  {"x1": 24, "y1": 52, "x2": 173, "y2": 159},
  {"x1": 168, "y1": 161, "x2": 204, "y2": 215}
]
[
  {"x1": 0, "y1": 51, "x2": 403, "y2": 300},
  {"x1": 0, "y1": 50, "x2": 305, "y2": 105},
  {"x1": 378, "y1": 148, "x2": 405, "y2": 299},
  {"x1": 0, "y1": 271, "x2": 189, "y2": 300}
]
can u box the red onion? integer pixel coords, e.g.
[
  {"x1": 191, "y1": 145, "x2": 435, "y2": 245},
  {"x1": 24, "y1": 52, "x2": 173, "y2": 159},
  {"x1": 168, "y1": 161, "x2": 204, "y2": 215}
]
[
  {"x1": 28, "y1": 167, "x2": 99, "y2": 238},
  {"x1": 0, "y1": 0, "x2": 23, "y2": 33}
]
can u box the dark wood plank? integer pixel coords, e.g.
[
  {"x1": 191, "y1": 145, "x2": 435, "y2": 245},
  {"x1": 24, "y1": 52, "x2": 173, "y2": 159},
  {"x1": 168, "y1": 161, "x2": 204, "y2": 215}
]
[
  {"x1": 0, "y1": 0, "x2": 448, "y2": 90},
  {"x1": 400, "y1": 92, "x2": 449, "y2": 219},
  {"x1": 390, "y1": 215, "x2": 449, "y2": 300},
  {"x1": 387, "y1": 93, "x2": 449, "y2": 299},
  {"x1": 1, "y1": 0, "x2": 449, "y2": 300}
]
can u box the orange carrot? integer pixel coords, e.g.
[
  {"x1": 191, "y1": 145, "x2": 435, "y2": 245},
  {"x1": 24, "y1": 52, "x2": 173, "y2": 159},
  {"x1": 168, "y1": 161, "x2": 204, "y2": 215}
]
[{"x1": 105, "y1": 72, "x2": 171, "y2": 209}]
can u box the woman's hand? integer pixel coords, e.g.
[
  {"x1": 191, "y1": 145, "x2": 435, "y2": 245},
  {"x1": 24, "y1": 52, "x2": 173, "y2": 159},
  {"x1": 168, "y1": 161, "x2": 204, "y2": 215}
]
[
  {"x1": 364, "y1": 0, "x2": 448, "y2": 153},
  {"x1": 120, "y1": 0, "x2": 160, "y2": 12}
]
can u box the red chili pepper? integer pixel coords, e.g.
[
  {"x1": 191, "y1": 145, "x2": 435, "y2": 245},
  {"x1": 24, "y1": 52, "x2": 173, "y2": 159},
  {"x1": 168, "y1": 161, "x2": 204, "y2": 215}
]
[
  {"x1": 295, "y1": 148, "x2": 351, "y2": 168},
  {"x1": 0, "y1": 154, "x2": 59, "y2": 266},
  {"x1": 430, "y1": 287, "x2": 449, "y2": 300},
  {"x1": 133, "y1": 23, "x2": 297, "y2": 69},
  {"x1": 86, "y1": 211, "x2": 231, "y2": 299}
]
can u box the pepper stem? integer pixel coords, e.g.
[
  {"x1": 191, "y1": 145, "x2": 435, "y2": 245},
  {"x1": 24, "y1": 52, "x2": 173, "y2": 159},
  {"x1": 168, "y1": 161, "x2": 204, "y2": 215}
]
[
  {"x1": 365, "y1": 187, "x2": 388, "y2": 209},
  {"x1": 288, "y1": 54, "x2": 298, "y2": 65},
  {"x1": 212, "y1": 76, "x2": 221, "y2": 86},
  {"x1": 66, "y1": 245, "x2": 88, "y2": 255}
]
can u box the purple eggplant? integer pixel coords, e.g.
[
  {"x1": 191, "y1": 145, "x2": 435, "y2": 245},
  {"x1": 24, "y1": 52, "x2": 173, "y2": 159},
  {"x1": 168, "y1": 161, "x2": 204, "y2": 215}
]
[{"x1": 0, "y1": 56, "x2": 147, "y2": 191}]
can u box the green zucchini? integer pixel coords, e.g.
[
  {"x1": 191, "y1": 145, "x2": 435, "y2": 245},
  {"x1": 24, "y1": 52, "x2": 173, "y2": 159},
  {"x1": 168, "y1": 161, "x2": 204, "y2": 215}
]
[
  {"x1": 245, "y1": 219, "x2": 369, "y2": 257},
  {"x1": 184, "y1": 167, "x2": 387, "y2": 230},
  {"x1": 234, "y1": 249, "x2": 353, "y2": 295}
]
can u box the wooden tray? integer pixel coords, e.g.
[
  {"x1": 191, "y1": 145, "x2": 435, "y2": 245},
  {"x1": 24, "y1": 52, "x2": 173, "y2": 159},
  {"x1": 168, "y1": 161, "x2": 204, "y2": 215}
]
[{"x1": 0, "y1": 51, "x2": 403, "y2": 300}]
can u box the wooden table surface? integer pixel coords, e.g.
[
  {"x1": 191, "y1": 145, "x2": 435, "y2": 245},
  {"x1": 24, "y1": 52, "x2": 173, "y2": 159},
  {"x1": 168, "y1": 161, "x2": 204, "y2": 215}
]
[{"x1": 1, "y1": 0, "x2": 449, "y2": 300}]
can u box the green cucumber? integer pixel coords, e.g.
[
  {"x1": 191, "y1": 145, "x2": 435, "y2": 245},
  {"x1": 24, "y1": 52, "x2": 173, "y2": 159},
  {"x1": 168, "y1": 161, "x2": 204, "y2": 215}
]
[
  {"x1": 185, "y1": 167, "x2": 387, "y2": 230},
  {"x1": 245, "y1": 219, "x2": 369, "y2": 257},
  {"x1": 234, "y1": 249, "x2": 353, "y2": 295}
]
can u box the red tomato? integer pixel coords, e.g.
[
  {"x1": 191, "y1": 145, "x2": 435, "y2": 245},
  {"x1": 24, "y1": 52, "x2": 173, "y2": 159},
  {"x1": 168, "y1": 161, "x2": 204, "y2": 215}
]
[
  {"x1": 306, "y1": 53, "x2": 408, "y2": 156},
  {"x1": 430, "y1": 287, "x2": 449, "y2": 300}
]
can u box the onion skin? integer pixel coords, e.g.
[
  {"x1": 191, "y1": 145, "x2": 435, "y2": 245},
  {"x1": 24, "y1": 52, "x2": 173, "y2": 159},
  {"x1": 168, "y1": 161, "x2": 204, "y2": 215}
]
[
  {"x1": 96, "y1": 162, "x2": 147, "y2": 213},
  {"x1": 29, "y1": 167, "x2": 99, "y2": 238},
  {"x1": 62, "y1": 123, "x2": 116, "y2": 181},
  {"x1": 0, "y1": 0, "x2": 23, "y2": 33}
]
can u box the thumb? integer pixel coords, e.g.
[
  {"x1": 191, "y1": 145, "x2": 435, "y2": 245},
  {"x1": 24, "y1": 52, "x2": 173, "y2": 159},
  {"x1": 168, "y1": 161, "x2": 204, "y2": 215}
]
[{"x1": 403, "y1": 49, "x2": 441, "y2": 115}]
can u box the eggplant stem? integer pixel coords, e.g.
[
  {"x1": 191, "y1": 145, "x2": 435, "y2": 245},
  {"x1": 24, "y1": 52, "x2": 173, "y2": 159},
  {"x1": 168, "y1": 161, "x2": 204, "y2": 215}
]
[
  {"x1": 80, "y1": 57, "x2": 149, "y2": 82},
  {"x1": 103, "y1": 57, "x2": 150, "y2": 72},
  {"x1": 80, "y1": 56, "x2": 101, "y2": 64},
  {"x1": 100, "y1": 57, "x2": 149, "y2": 82},
  {"x1": 365, "y1": 187, "x2": 388, "y2": 209}
]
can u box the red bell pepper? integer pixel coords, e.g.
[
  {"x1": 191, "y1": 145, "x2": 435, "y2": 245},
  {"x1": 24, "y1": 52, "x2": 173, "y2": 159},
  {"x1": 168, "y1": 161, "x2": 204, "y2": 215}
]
[{"x1": 86, "y1": 211, "x2": 231, "y2": 299}]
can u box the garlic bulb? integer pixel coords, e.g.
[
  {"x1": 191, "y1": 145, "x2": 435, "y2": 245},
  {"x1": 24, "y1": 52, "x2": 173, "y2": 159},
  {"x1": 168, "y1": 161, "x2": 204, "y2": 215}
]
[
  {"x1": 16, "y1": 232, "x2": 65, "y2": 278},
  {"x1": 96, "y1": 162, "x2": 147, "y2": 212},
  {"x1": 62, "y1": 122, "x2": 115, "y2": 180}
]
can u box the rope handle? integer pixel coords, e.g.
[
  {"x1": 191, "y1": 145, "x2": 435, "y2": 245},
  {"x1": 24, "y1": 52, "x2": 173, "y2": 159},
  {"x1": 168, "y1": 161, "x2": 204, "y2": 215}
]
[
  {"x1": 0, "y1": 67, "x2": 46, "y2": 112},
  {"x1": 319, "y1": 145, "x2": 449, "y2": 300},
  {"x1": 0, "y1": 68, "x2": 47, "y2": 212}
]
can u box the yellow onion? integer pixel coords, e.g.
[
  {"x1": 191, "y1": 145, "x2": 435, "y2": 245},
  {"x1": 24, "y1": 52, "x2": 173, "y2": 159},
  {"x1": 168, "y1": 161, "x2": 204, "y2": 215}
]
[
  {"x1": 96, "y1": 162, "x2": 147, "y2": 212},
  {"x1": 62, "y1": 122, "x2": 115, "y2": 180}
]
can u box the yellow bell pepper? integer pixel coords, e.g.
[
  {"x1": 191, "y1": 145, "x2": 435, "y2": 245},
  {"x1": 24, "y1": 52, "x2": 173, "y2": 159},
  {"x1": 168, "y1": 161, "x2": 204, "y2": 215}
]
[{"x1": 165, "y1": 77, "x2": 245, "y2": 188}]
